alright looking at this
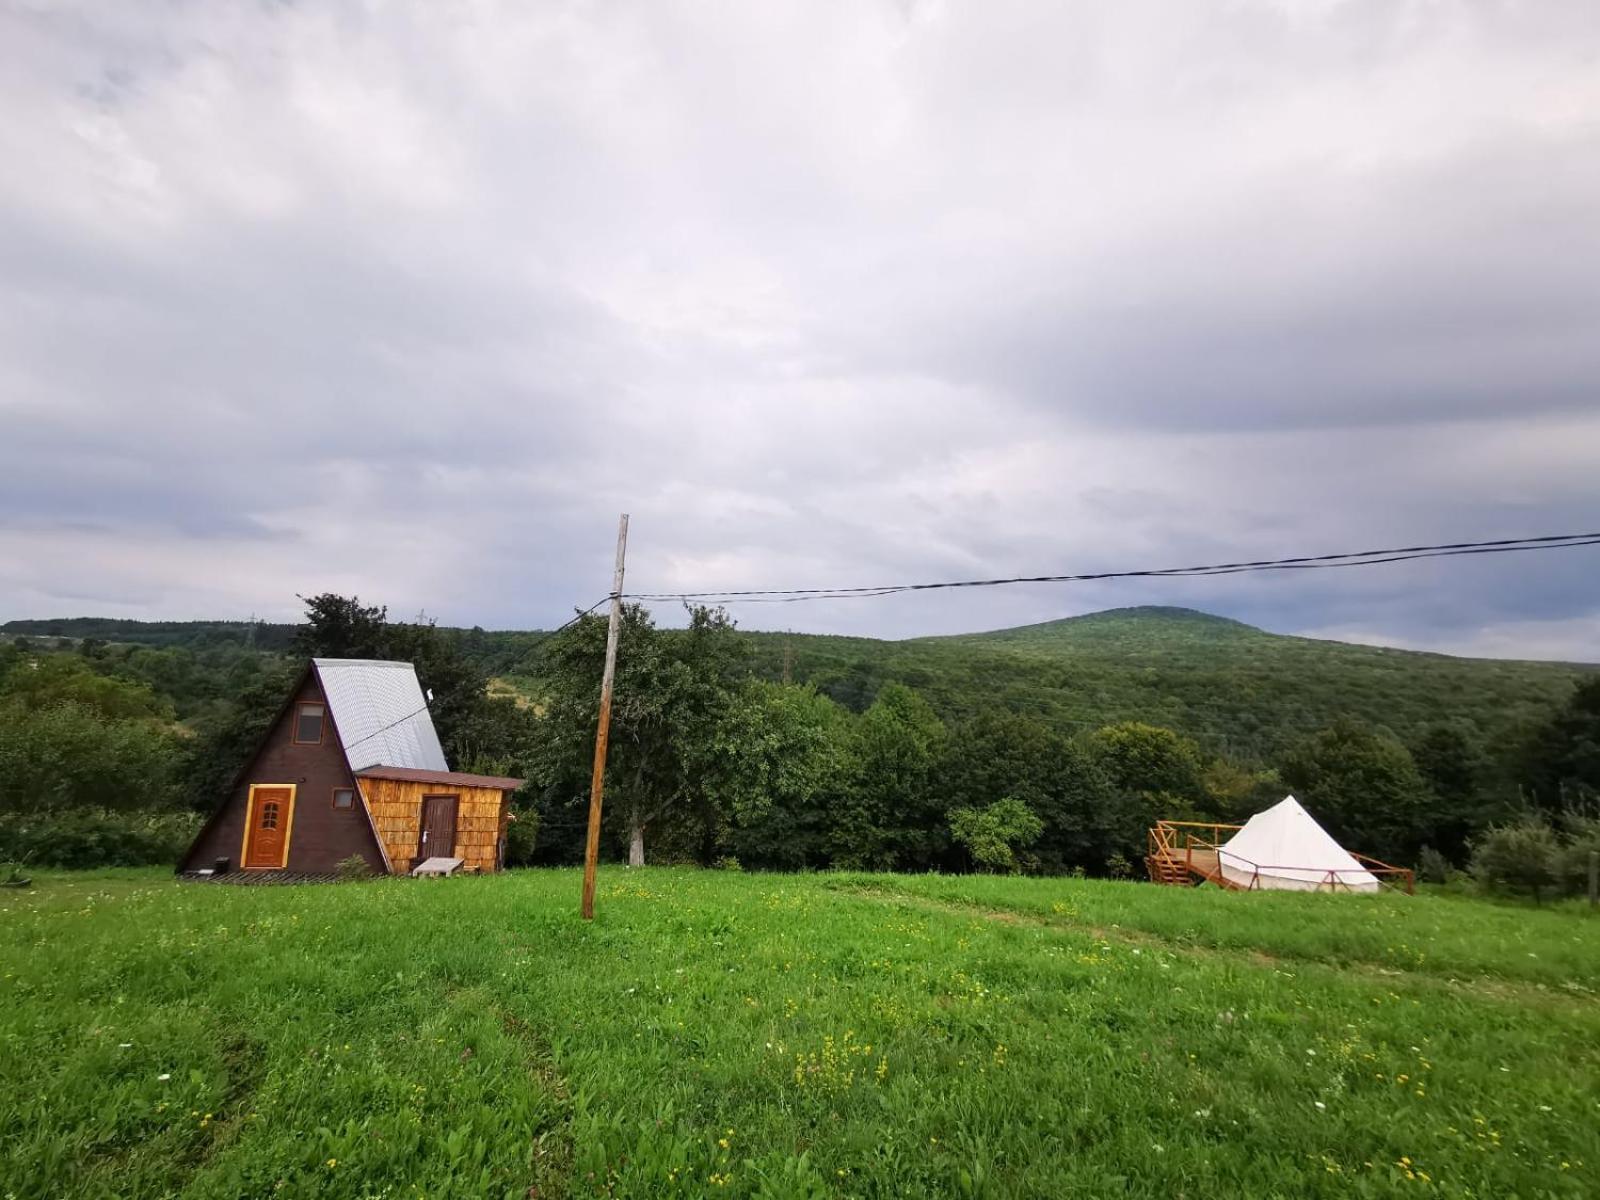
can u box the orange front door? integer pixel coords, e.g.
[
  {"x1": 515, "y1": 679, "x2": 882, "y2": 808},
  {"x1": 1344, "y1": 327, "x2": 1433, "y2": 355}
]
[{"x1": 244, "y1": 786, "x2": 294, "y2": 868}]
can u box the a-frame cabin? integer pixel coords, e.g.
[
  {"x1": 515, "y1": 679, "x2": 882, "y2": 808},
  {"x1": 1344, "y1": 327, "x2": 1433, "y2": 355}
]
[{"x1": 181, "y1": 659, "x2": 522, "y2": 877}]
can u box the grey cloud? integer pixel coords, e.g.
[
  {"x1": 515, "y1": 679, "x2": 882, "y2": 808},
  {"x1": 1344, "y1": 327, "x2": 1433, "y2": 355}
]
[{"x1": 1, "y1": 0, "x2": 1598, "y2": 659}]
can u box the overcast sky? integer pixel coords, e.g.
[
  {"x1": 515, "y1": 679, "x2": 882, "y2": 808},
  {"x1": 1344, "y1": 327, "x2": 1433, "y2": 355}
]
[{"x1": 3, "y1": 1, "x2": 1598, "y2": 659}]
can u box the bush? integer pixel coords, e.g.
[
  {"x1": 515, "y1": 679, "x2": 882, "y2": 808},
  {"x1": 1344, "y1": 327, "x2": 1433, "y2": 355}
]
[
  {"x1": 1557, "y1": 816, "x2": 1600, "y2": 899},
  {"x1": 0, "y1": 807, "x2": 201, "y2": 869},
  {"x1": 336, "y1": 854, "x2": 373, "y2": 882},
  {"x1": 949, "y1": 797, "x2": 1044, "y2": 874},
  {"x1": 503, "y1": 806, "x2": 540, "y2": 867},
  {"x1": 1416, "y1": 845, "x2": 1454, "y2": 885},
  {"x1": 1470, "y1": 820, "x2": 1561, "y2": 903}
]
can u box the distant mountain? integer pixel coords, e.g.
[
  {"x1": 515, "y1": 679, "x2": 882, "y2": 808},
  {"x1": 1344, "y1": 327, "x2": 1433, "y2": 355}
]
[
  {"x1": 739, "y1": 605, "x2": 1591, "y2": 761},
  {"x1": 5, "y1": 605, "x2": 1591, "y2": 764}
]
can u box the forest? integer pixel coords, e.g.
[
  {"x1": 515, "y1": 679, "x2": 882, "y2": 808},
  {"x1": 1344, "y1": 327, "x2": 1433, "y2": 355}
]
[{"x1": 2, "y1": 599, "x2": 1598, "y2": 894}]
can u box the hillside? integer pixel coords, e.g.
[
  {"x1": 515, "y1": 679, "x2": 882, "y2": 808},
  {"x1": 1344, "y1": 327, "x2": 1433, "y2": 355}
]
[
  {"x1": 5, "y1": 606, "x2": 1590, "y2": 763},
  {"x1": 740, "y1": 606, "x2": 1591, "y2": 761}
]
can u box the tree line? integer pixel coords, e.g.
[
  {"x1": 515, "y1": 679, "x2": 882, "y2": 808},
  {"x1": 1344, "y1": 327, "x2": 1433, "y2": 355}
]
[{"x1": 2, "y1": 594, "x2": 1598, "y2": 891}]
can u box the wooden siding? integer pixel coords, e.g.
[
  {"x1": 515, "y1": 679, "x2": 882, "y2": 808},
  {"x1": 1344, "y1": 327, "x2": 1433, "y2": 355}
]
[
  {"x1": 183, "y1": 672, "x2": 385, "y2": 874},
  {"x1": 358, "y1": 777, "x2": 509, "y2": 874}
]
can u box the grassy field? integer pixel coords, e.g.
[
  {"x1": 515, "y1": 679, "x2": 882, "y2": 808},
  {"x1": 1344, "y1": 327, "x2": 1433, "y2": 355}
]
[{"x1": 3, "y1": 869, "x2": 1598, "y2": 1199}]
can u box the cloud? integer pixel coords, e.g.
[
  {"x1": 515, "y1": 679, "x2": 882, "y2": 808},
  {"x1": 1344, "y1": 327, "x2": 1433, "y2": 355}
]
[{"x1": 1, "y1": 0, "x2": 1598, "y2": 661}]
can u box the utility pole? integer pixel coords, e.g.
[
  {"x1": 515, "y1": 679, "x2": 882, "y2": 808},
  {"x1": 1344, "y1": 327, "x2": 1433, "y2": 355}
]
[
  {"x1": 581, "y1": 514, "x2": 629, "y2": 921},
  {"x1": 1589, "y1": 850, "x2": 1598, "y2": 911}
]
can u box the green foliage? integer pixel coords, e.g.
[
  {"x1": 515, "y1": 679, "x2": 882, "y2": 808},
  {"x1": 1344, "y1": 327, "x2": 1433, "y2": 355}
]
[
  {"x1": 1280, "y1": 718, "x2": 1431, "y2": 862},
  {"x1": 3, "y1": 868, "x2": 1599, "y2": 1198},
  {"x1": 0, "y1": 700, "x2": 183, "y2": 815},
  {"x1": 335, "y1": 854, "x2": 373, "y2": 882},
  {"x1": 949, "y1": 797, "x2": 1044, "y2": 873},
  {"x1": 1416, "y1": 845, "x2": 1454, "y2": 886},
  {"x1": 0, "y1": 653, "x2": 172, "y2": 721},
  {"x1": 0, "y1": 808, "x2": 200, "y2": 868},
  {"x1": 531, "y1": 604, "x2": 748, "y2": 865},
  {"x1": 1523, "y1": 677, "x2": 1600, "y2": 812},
  {"x1": 503, "y1": 805, "x2": 540, "y2": 867},
  {"x1": 1471, "y1": 820, "x2": 1562, "y2": 902},
  {"x1": 831, "y1": 683, "x2": 948, "y2": 870},
  {"x1": 709, "y1": 681, "x2": 853, "y2": 870}
]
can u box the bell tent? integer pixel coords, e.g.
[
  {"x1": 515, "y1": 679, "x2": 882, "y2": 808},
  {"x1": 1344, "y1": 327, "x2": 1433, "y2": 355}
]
[{"x1": 1216, "y1": 795, "x2": 1379, "y2": 892}]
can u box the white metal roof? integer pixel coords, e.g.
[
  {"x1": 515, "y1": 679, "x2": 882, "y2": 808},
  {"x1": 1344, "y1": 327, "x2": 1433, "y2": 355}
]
[{"x1": 312, "y1": 658, "x2": 448, "y2": 773}]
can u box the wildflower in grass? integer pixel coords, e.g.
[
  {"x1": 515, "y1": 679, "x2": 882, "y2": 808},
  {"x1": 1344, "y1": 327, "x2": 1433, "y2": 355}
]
[
  {"x1": 326, "y1": 1159, "x2": 338, "y2": 1169},
  {"x1": 157, "y1": 1073, "x2": 170, "y2": 1082}
]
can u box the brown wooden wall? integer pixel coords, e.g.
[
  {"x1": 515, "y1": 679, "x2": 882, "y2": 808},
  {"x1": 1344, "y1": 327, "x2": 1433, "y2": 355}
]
[
  {"x1": 182, "y1": 672, "x2": 386, "y2": 874},
  {"x1": 359, "y1": 778, "x2": 510, "y2": 874}
]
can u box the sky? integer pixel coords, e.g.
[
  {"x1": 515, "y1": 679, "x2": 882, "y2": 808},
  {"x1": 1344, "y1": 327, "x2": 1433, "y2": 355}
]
[{"x1": 2, "y1": 0, "x2": 1598, "y2": 660}]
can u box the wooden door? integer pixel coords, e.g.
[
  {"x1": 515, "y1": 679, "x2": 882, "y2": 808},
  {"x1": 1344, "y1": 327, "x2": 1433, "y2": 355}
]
[
  {"x1": 417, "y1": 794, "x2": 459, "y2": 862},
  {"x1": 245, "y1": 786, "x2": 294, "y2": 868}
]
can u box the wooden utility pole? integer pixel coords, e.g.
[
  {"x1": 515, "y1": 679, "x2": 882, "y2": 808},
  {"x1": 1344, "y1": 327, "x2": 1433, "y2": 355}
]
[
  {"x1": 581, "y1": 514, "x2": 629, "y2": 921},
  {"x1": 1589, "y1": 850, "x2": 1598, "y2": 910}
]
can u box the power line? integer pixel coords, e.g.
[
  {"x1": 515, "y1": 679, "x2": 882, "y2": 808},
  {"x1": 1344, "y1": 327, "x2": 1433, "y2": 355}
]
[
  {"x1": 345, "y1": 599, "x2": 611, "y2": 754},
  {"x1": 623, "y1": 531, "x2": 1600, "y2": 605}
]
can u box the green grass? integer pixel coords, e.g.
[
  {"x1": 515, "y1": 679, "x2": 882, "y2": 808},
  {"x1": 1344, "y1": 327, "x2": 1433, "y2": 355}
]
[{"x1": 4, "y1": 869, "x2": 1598, "y2": 1198}]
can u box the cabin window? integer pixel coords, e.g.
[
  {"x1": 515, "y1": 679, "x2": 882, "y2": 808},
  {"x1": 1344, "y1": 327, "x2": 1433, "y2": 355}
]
[
  {"x1": 332, "y1": 787, "x2": 355, "y2": 810},
  {"x1": 293, "y1": 702, "x2": 325, "y2": 745}
]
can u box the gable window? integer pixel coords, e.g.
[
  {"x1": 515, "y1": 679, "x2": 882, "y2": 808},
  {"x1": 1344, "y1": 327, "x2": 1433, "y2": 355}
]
[
  {"x1": 293, "y1": 702, "x2": 326, "y2": 745},
  {"x1": 332, "y1": 787, "x2": 355, "y2": 810}
]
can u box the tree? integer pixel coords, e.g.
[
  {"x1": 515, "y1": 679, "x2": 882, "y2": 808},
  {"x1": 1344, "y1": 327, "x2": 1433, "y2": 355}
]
[
  {"x1": 530, "y1": 603, "x2": 746, "y2": 866},
  {"x1": 295, "y1": 594, "x2": 389, "y2": 660},
  {"x1": 703, "y1": 680, "x2": 853, "y2": 870},
  {"x1": 939, "y1": 711, "x2": 1116, "y2": 873},
  {"x1": 1410, "y1": 720, "x2": 1502, "y2": 860},
  {"x1": 295, "y1": 593, "x2": 491, "y2": 763},
  {"x1": 949, "y1": 797, "x2": 1044, "y2": 873},
  {"x1": 1086, "y1": 722, "x2": 1208, "y2": 864},
  {"x1": 1280, "y1": 718, "x2": 1430, "y2": 863},
  {"x1": 1523, "y1": 677, "x2": 1600, "y2": 813},
  {"x1": 830, "y1": 683, "x2": 947, "y2": 870},
  {"x1": 1471, "y1": 820, "x2": 1561, "y2": 903}
]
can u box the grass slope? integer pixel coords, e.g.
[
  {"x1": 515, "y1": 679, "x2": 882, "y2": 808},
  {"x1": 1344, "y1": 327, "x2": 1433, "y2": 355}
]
[
  {"x1": 4, "y1": 869, "x2": 1597, "y2": 1198},
  {"x1": 742, "y1": 606, "x2": 1589, "y2": 758}
]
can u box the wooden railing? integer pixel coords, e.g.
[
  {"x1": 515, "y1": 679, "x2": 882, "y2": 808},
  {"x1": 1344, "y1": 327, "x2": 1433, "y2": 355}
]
[{"x1": 1146, "y1": 820, "x2": 1414, "y2": 894}]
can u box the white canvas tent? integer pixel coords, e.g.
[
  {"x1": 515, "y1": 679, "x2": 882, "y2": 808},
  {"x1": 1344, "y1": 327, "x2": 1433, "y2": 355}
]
[{"x1": 1217, "y1": 796, "x2": 1380, "y2": 892}]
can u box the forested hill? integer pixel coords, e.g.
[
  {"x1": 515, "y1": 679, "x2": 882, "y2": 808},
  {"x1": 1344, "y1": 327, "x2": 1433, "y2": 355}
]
[
  {"x1": 739, "y1": 606, "x2": 1592, "y2": 762},
  {"x1": 3, "y1": 605, "x2": 1591, "y2": 763}
]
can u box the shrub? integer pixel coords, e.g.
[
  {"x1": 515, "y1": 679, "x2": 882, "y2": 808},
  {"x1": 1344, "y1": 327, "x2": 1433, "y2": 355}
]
[
  {"x1": 0, "y1": 807, "x2": 201, "y2": 869},
  {"x1": 336, "y1": 854, "x2": 373, "y2": 882},
  {"x1": 1557, "y1": 816, "x2": 1600, "y2": 899},
  {"x1": 1470, "y1": 820, "x2": 1561, "y2": 903},
  {"x1": 949, "y1": 797, "x2": 1045, "y2": 874},
  {"x1": 1416, "y1": 845, "x2": 1454, "y2": 885},
  {"x1": 503, "y1": 806, "x2": 540, "y2": 867}
]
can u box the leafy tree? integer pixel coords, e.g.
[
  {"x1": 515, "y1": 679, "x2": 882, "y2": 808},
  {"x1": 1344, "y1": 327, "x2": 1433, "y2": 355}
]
[
  {"x1": 295, "y1": 593, "x2": 491, "y2": 763},
  {"x1": 939, "y1": 711, "x2": 1115, "y2": 872},
  {"x1": 1409, "y1": 720, "x2": 1503, "y2": 860},
  {"x1": 1086, "y1": 721, "x2": 1209, "y2": 864},
  {"x1": 295, "y1": 594, "x2": 389, "y2": 660},
  {"x1": 530, "y1": 603, "x2": 746, "y2": 866},
  {"x1": 0, "y1": 655, "x2": 170, "y2": 722},
  {"x1": 1471, "y1": 820, "x2": 1561, "y2": 903},
  {"x1": 830, "y1": 683, "x2": 947, "y2": 870},
  {"x1": 1522, "y1": 677, "x2": 1600, "y2": 812},
  {"x1": 0, "y1": 701, "x2": 182, "y2": 814},
  {"x1": 704, "y1": 681, "x2": 853, "y2": 870},
  {"x1": 1280, "y1": 718, "x2": 1431, "y2": 863},
  {"x1": 949, "y1": 797, "x2": 1044, "y2": 873}
]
